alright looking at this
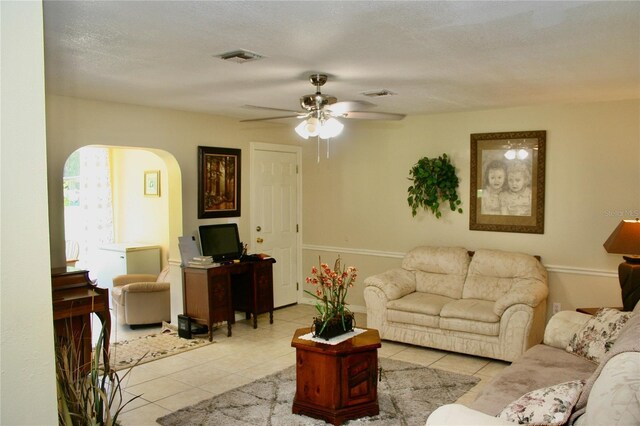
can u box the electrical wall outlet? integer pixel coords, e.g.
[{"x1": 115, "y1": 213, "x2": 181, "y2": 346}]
[{"x1": 552, "y1": 302, "x2": 561, "y2": 315}]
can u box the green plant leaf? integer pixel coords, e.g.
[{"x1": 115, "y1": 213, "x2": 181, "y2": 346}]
[{"x1": 406, "y1": 153, "x2": 463, "y2": 219}]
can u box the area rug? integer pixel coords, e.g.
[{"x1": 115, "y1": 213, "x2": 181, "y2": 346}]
[
  {"x1": 156, "y1": 357, "x2": 480, "y2": 425},
  {"x1": 104, "y1": 324, "x2": 213, "y2": 371}
]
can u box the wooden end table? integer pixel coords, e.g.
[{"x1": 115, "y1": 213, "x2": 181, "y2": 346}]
[{"x1": 291, "y1": 327, "x2": 381, "y2": 426}]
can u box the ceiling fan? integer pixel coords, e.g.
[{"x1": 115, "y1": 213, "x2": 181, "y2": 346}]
[{"x1": 240, "y1": 73, "x2": 405, "y2": 140}]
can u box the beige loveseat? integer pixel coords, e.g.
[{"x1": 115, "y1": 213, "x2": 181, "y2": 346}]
[
  {"x1": 427, "y1": 306, "x2": 640, "y2": 425},
  {"x1": 364, "y1": 247, "x2": 548, "y2": 362}
]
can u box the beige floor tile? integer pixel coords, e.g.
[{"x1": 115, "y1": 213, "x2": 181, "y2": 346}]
[
  {"x1": 119, "y1": 364, "x2": 164, "y2": 388},
  {"x1": 112, "y1": 304, "x2": 489, "y2": 424},
  {"x1": 154, "y1": 387, "x2": 215, "y2": 412},
  {"x1": 237, "y1": 361, "x2": 292, "y2": 380},
  {"x1": 377, "y1": 340, "x2": 410, "y2": 358},
  {"x1": 119, "y1": 391, "x2": 152, "y2": 413},
  {"x1": 126, "y1": 376, "x2": 193, "y2": 402},
  {"x1": 133, "y1": 350, "x2": 201, "y2": 376},
  {"x1": 118, "y1": 402, "x2": 171, "y2": 426},
  {"x1": 476, "y1": 359, "x2": 510, "y2": 377},
  {"x1": 430, "y1": 353, "x2": 491, "y2": 375},
  {"x1": 389, "y1": 346, "x2": 448, "y2": 366},
  {"x1": 198, "y1": 372, "x2": 254, "y2": 395},
  {"x1": 168, "y1": 361, "x2": 230, "y2": 387}
]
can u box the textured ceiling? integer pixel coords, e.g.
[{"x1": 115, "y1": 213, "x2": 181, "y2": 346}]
[{"x1": 43, "y1": 1, "x2": 640, "y2": 121}]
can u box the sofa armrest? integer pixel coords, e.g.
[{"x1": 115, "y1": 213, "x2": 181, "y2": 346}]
[
  {"x1": 113, "y1": 274, "x2": 159, "y2": 287},
  {"x1": 122, "y1": 282, "x2": 170, "y2": 293},
  {"x1": 363, "y1": 268, "x2": 416, "y2": 301},
  {"x1": 543, "y1": 310, "x2": 592, "y2": 349},
  {"x1": 493, "y1": 279, "x2": 548, "y2": 316},
  {"x1": 426, "y1": 404, "x2": 514, "y2": 425}
]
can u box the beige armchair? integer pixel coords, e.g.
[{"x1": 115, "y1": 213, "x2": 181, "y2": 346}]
[{"x1": 111, "y1": 266, "x2": 170, "y2": 327}]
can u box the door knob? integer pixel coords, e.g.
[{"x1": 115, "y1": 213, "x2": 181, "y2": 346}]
[
  {"x1": 256, "y1": 238, "x2": 264, "y2": 243},
  {"x1": 256, "y1": 226, "x2": 262, "y2": 232}
]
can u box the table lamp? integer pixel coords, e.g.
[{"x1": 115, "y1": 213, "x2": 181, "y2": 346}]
[{"x1": 603, "y1": 218, "x2": 640, "y2": 311}]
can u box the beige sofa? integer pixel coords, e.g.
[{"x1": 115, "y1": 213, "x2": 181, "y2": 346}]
[
  {"x1": 364, "y1": 247, "x2": 548, "y2": 362},
  {"x1": 427, "y1": 306, "x2": 640, "y2": 425},
  {"x1": 111, "y1": 266, "x2": 171, "y2": 327}
]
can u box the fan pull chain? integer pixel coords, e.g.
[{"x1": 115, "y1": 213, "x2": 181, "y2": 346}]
[
  {"x1": 326, "y1": 138, "x2": 330, "y2": 159},
  {"x1": 316, "y1": 136, "x2": 320, "y2": 164}
]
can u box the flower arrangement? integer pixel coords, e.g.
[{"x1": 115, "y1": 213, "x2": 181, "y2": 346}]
[{"x1": 305, "y1": 256, "x2": 357, "y2": 337}]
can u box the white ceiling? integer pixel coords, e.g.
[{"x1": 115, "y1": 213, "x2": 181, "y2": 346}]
[{"x1": 43, "y1": 1, "x2": 640, "y2": 122}]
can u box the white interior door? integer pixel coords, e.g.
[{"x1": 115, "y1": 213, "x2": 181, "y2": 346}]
[{"x1": 251, "y1": 143, "x2": 300, "y2": 308}]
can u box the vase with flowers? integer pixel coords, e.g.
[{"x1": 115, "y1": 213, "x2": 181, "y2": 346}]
[{"x1": 305, "y1": 256, "x2": 358, "y2": 340}]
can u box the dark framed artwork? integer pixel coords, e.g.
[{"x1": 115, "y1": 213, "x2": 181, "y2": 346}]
[
  {"x1": 469, "y1": 130, "x2": 546, "y2": 234},
  {"x1": 198, "y1": 146, "x2": 241, "y2": 218}
]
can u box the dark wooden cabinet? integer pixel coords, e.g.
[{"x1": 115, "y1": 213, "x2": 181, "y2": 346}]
[
  {"x1": 291, "y1": 328, "x2": 381, "y2": 425},
  {"x1": 52, "y1": 267, "x2": 110, "y2": 373},
  {"x1": 182, "y1": 260, "x2": 274, "y2": 341}
]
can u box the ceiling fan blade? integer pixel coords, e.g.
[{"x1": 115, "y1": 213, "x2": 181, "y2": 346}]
[
  {"x1": 240, "y1": 114, "x2": 303, "y2": 122},
  {"x1": 343, "y1": 111, "x2": 406, "y2": 120},
  {"x1": 326, "y1": 100, "x2": 375, "y2": 115},
  {"x1": 243, "y1": 104, "x2": 301, "y2": 114}
]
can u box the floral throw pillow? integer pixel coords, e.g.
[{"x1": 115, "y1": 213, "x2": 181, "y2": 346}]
[
  {"x1": 497, "y1": 380, "x2": 585, "y2": 425},
  {"x1": 566, "y1": 308, "x2": 633, "y2": 363}
]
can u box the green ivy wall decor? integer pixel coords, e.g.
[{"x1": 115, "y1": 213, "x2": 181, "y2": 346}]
[{"x1": 407, "y1": 153, "x2": 463, "y2": 218}]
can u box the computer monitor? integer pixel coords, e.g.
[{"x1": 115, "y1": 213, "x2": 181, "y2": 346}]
[{"x1": 198, "y1": 223, "x2": 242, "y2": 262}]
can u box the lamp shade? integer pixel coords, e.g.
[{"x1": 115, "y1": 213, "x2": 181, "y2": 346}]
[{"x1": 603, "y1": 219, "x2": 640, "y2": 255}]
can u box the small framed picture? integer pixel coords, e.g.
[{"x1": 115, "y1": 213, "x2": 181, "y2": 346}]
[
  {"x1": 144, "y1": 170, "x2": 161, "y2": 197},
  {"x1": 198, "y1": 146, "x2": 241, "y2": 218},
  {"x1": 469, "y1": 130, "x2": 546, "y2": 234}
]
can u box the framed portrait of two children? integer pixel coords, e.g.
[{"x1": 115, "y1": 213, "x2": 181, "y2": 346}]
[{"x1": 469, "y1": 130, "x2": 546, "y2": 234}]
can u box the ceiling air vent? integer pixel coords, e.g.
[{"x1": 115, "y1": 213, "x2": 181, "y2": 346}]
[
  {"x1": 215, "y1": 49, "x2": 264, "y2": 63},
  {"x1": 361, "y1": 89, "x2": 397, "y2": 98}
]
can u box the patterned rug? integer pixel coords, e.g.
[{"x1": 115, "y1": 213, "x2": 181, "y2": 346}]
[
  {"x1": 156, "y1": 357, "x2": 480, "y2": 425},
  {"x1": 104, "y1": 325, "x2": 213, "y2": 371}
]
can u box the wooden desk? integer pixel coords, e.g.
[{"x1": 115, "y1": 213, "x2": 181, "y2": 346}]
[
  {"x1": 182, "y1": 259, "x2": 275, "y2": 341},
  {"x1": 291, "y1": 327, "x2": 381, "y2": 425},
  {"x1": 52, "y1": 267, "x2": 110, "y2": 373}
]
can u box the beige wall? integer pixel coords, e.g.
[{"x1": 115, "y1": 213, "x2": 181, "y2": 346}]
[
  {"x1": 45, "y1": 95, "x2": 300, "y2": 321},
  {"x1": 46, "y1": 97, "x2": 640, "y2": 320},
  {"x1": 45, "y1": 95, "x2": 300, "y2": 269},
  {"x1": 112, "y1": 148, "x2": 170, "y2": 264},
  {"x1": 301, "y1": 100, "x2": 640, "y2": 318},
  {"x1": 1, "y1": 1, "x2": 58, "y2": 423}
]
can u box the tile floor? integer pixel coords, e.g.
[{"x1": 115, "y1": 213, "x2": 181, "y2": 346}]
[{"x1": 111, "y1": 304, "x2": 509, "y2": 425}]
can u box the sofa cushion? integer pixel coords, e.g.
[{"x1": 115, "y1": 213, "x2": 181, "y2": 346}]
[
  {"x1": 441, "y1": 299, "x2": 500, "y2": 323},
  {"x1": 566, "y1": 308, "x2": 633, "y2": 363},
  {"x1": 580, "y1": 352, "x2": 640, "y2": 426},
  {"x1": 387, "y1": 292, "x2": 453, "y2": 316},
  {"x1": 415, "y1": 270, "x2": 467, "y2": 300},
  {"x1": 470, "y1": 345, "x2": 597, "y2": 416},
  {"x1": 387, "y1": 310, "x2": 440, "y2": 328},
  {"x1": 402, "y1": 246, "x2": 470, "y2": 299},
  {"x1": 570, "y1": 312, "x2": 640, "y2": 424},
  {"x1": 440, "y1": 316, "x2": 500, "y2": 336},
  {"x1": 463, "y1": 249, "x2": 547, "y2": 302},
  {"x1": 439, "y1": 299, "x2": 501, "y2": 336},
  {"x1": 497, "y1": 380, "x2": 585, "y2": 425}
]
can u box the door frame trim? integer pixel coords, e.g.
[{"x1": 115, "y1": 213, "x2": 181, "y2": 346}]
[{"x1": 249, "y1": 142, "x2": 302, "y2": 305}]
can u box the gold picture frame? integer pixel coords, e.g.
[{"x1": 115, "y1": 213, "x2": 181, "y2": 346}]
[
  {"x1": 197, "y1": 146, "x2": 241, "y2": 218},
  {"x1": 469, "y1": 130, "x2": 546, "y2": 234},
  {"x1": 144, "y1": 170, "x2": 160, "y2": 197}
]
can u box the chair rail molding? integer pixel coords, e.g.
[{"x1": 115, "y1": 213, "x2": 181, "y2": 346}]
[{"x1": 301, "y1": 244, "x2": 617, "y2": 278}]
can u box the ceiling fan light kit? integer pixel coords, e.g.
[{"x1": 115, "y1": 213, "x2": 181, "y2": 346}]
[{"x1": 241, "y1": 73, "x2": 405, "y2": 159}]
